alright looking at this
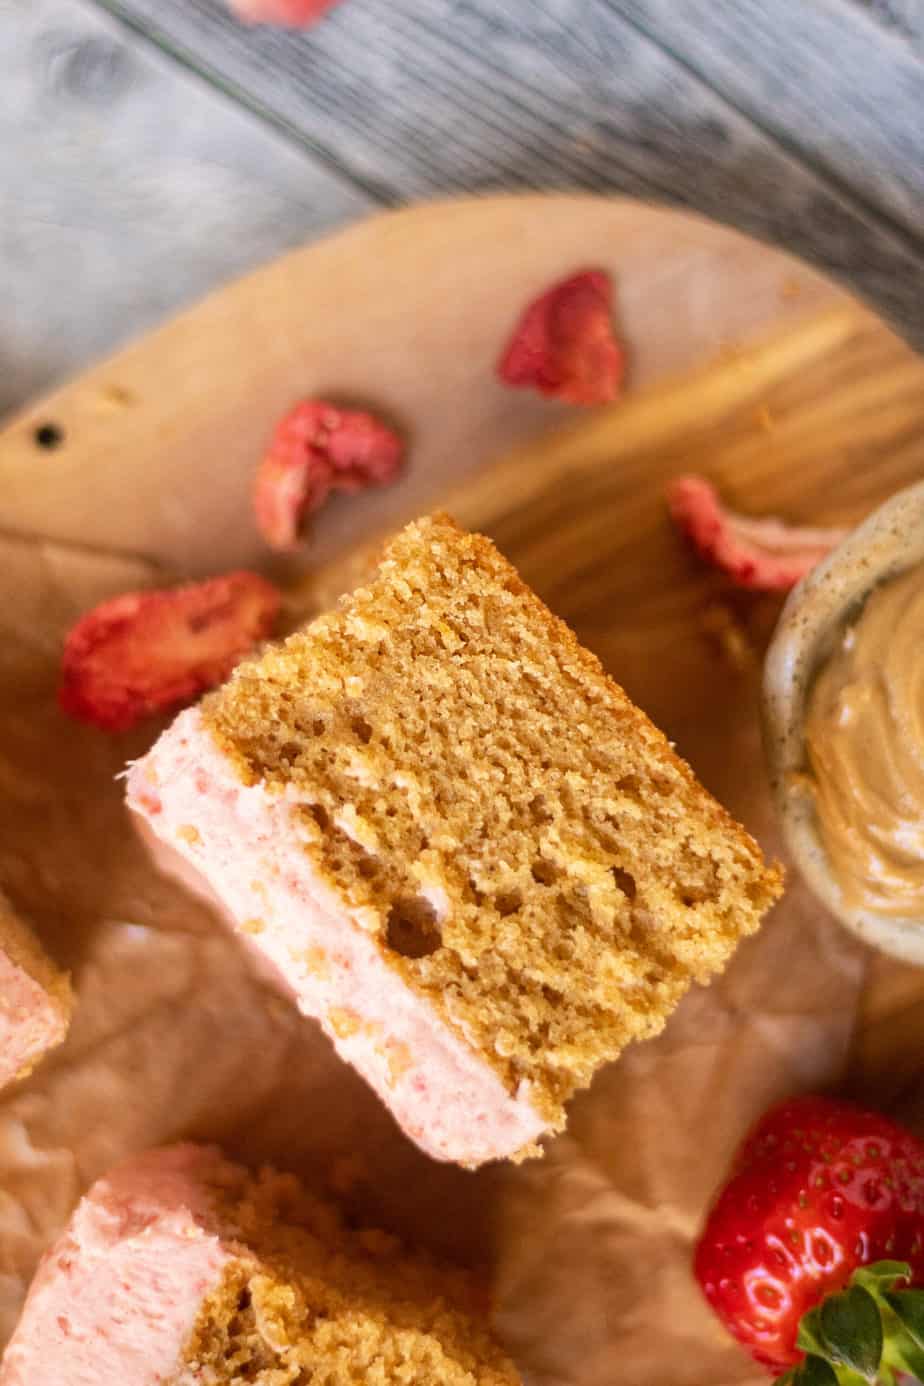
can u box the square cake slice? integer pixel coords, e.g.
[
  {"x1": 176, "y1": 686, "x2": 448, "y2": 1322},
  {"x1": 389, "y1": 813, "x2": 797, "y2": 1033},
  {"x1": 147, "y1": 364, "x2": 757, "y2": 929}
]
[
  {"x1": 0, "y1": 891, "x2": 71, "y2": 1088},
  {"x1": 127, "y1": 514, "x2": 782, "y2": 1165},
  {"x1": 0, "y1": 1144, "x2": 518, "y2": 1385}
]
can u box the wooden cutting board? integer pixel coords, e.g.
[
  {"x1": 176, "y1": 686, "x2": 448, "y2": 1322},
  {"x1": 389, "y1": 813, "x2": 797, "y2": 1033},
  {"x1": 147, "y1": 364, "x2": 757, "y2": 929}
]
[
  {"x1": 1, "y1": 191, "x2": 923, "y2": 1075},
  {"x1": 1, "y1": 195, "x2": 924, "y2": 1383}
]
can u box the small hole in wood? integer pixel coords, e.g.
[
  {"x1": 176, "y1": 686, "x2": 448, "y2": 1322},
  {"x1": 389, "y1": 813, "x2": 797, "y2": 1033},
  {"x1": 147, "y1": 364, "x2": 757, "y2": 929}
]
[
  {"x1": 611, "y1": 867, "x2": 637, "y2": 900},
  {"x1": 386, "y1": 896, "x2": 442, "y2": 959},
  {"x1": 531, "y1": 859, "x2": 559, "y2": 886},
  {"x1": 308, "y1": 803, "x2": 329, "y2": 831},
  {"x1": 34, "y1": 422, "x2": 64, "y2": 451}
]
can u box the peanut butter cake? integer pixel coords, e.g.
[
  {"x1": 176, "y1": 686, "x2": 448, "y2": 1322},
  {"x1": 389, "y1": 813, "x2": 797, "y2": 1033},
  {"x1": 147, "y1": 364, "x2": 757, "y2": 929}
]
[
  {"x1": 0, "y1": 1144, "x2": 519, "y2": 1385},
  {"x1": 127, "y1": 514, "x2": 782, "y2": 1164},
  {"x1": 0, "y1": 890, "x2": 71, "y2": 1088}
]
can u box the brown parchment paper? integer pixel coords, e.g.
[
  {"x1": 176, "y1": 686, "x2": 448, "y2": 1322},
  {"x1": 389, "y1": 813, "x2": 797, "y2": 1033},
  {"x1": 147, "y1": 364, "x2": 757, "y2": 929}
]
[{"x1": 0, "y1": 529, "x2": 867, "y2": 1385}]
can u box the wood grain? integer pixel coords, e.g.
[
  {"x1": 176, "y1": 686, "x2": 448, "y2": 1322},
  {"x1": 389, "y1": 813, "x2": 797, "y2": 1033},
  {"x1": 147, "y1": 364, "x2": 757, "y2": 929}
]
[
  {"x1": 90, "y1": 0, "x2": 924, "y2": 348},
  {"x1": 614, "y1": 0, "x2": 924, "y2": 240},
  {"x1": 0, "y1": 0, "x2": 372, "y2": 419},
  {"x1": 0, "y1": 195, "x2": 847, "y2": 577},
  {"x1": 857, "y1": 0, "x2": 924, "y2": 52}
]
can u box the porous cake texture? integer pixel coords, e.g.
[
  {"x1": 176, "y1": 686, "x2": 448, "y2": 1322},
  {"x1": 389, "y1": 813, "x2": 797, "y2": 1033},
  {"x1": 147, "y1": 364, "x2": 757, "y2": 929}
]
[
  {"x1": 0, "y1": 890, "x2": 71, "y2": 1087},
  {"x1": 129, "y1": 514, "x2": 781, "y2": 1164},
  {"x1": 0, "y1": 1144, "x2": 518, "y2": 1385}
]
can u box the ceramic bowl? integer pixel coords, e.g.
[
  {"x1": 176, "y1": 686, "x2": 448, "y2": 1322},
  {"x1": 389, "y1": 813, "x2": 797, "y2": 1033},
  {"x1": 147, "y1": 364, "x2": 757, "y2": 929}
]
[{"x1": 763, "y1": 479, "x2": 924, "y2": 965}]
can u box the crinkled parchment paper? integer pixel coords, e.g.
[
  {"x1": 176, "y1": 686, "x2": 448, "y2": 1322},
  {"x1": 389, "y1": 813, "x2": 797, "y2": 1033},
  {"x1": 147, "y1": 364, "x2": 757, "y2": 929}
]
[{"x1": 0, "y1": 531, "x2": 867, "y2": 1385}]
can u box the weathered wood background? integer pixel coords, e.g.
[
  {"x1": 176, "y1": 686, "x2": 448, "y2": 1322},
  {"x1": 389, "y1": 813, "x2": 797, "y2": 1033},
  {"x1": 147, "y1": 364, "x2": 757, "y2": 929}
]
[{"x1": 2, "y1": 0, "x2": 922, "y2": 419}]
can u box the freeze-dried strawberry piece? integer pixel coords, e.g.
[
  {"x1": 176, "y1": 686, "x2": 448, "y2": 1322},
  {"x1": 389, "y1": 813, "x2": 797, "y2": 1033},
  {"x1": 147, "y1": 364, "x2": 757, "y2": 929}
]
[
  {"x1": 497, "y1": 268, "x2": 625, "y2": 405},
  {"x1": 666, "y1": 474, "x2": 848, "y2": 592},
  {"x1": 59, "y1": 573, "x2": 280, "y2": 732},
  {"x1": 253, "y1": 400, "x2": 404, "y2": 552},
  {"x1": 227, "y1": 0, "x2": 341, "y2": 25}
]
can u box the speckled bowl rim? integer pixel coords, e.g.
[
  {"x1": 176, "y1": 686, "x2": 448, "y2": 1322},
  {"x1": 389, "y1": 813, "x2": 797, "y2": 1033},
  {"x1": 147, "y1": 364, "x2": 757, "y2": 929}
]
[{"x1": 762, "y1": 479, "x2": 924, "y2": 965}]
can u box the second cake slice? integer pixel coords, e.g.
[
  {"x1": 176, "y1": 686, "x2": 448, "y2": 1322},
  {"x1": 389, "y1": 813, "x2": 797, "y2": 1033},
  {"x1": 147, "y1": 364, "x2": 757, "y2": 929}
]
[{"x1": 128, "y1": 514, "x2": 781, "y2": 1164}]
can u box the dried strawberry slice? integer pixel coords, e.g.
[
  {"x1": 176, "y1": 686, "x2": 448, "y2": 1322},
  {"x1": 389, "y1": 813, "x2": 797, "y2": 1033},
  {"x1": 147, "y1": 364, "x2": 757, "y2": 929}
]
[
  {"x1": 227, "y1": 0, "x2": 341, "y2": 25},
  {"x1": 497, "y1": 268, "x2": 625, "y2": 405},
  {"x1": 253, "y1": 400, "x2": 404, "y2": 552},
  {"x1": 59, "y1": 572, "x2": 280, "y2": 732},
  {"x1": 666, "y1": 474, "x2": 848, "y2": 591}
]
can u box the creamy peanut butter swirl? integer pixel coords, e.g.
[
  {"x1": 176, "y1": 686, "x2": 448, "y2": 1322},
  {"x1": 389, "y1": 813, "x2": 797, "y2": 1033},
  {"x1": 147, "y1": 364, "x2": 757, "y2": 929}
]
[{"x1": 805, "y1": 561, "x2": 924, "y2": 920}]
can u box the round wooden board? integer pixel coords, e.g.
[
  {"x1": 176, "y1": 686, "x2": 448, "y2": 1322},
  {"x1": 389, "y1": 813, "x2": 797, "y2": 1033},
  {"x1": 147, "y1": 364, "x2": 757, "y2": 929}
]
[
  {"x1": 0, "y1": 194, "x2": 844, "y2": 576},
  {"x1": 1, "y1": 197, "x2": 923, "y2": 1386}
]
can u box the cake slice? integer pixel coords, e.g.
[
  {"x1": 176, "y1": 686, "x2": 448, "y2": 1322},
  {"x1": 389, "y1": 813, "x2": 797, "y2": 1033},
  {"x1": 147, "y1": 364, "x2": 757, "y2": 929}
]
[
  {"x1": 0, "y1": 1144, "x2": 519, "y2": 1385},
  {"x1": 0, "y1": 891, "x2": 71, "y2": 1088},
  {"x1": 127, "y1": 514, "x2": 782, "y2": 1165}
]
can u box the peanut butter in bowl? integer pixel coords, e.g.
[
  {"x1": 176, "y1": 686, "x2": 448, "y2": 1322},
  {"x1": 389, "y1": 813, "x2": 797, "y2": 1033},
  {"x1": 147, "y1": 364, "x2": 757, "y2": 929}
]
[
  {"x1": 764, "y1": 480, "x2": 924, "y2": 964},
  {"x1": 805, "y1": 562, "x2": 924, "y2": 921}
]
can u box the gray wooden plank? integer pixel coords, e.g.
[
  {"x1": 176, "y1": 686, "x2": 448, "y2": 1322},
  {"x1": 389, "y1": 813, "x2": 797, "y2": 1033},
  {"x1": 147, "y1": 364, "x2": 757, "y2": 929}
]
[
  {"x1": 855, "y1": 0, "x2": 924, "y2": 53},
  {"x1": 0, "y1": 0, "x2": 373, "y2": 419},
  {"x1": 89, "y1": 0, "x2": 924, "y2": 350},
  {"x1": 610, "y1": 0, "x2": 923, "y2": 241}
]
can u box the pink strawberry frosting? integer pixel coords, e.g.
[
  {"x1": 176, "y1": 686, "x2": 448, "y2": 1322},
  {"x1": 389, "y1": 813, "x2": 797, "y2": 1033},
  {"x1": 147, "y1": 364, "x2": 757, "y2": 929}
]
[
  {"x1": 0, "y1": 943, "x2": 68, "y2": 1090},
  {"x1": 0, "y1": 1145, "x2": 238, "y2": 1386},
  {"x1": 126, "y1": 708, "x2": 545, "y2": 1166}
]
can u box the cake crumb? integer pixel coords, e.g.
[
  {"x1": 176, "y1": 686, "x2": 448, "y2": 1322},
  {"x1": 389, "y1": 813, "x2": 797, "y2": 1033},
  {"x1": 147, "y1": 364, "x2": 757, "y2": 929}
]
[
  {"x1": 328, "y1": 1008, "x2": 361, "y2": 1040},
  {"x1": 701, "y1": 604, "x2": 756, "y2": 673},
  {"x1": 302, "y1": 946, "x2": 330, "y2": 978},
  {"x1": 386, "y1": 1041, "x2": 413, "y2": 1087}
]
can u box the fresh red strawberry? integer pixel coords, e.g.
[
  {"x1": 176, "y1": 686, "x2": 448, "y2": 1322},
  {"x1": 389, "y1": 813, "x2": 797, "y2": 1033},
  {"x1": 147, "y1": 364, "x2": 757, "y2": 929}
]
[
  {"x1": 227, "y1": 0, "x2": 341, "y2": 26},
  {"x1": 695, "y1": 1095, "x2": 924, "y2": 1382},
  {"x1": 497, "y1": 268, "x2": 625, "y2": 405},
  {"x1": 253, "y1": 400, "x2": 404, "y2": 552},
  {"x1": 59, "y1": 572, "x2": 280, "y2": 732},
  {"x1": 666, "y1": 475, "x2": 847, "y2": 591}
]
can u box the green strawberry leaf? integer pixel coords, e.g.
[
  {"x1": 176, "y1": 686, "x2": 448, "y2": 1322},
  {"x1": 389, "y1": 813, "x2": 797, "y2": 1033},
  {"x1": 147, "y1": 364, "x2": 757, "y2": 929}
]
[
  {"x1": 882, "y1": 1326, "x2": 924, "y2": 1386},
  {"x1": 853, "y1": 1263, "x2": 912, "y2": 1295},
  {"x1": 884, "y1": 1290, "x2": 924, "y2": 1351},
  {"x1": 798, "y1": 1308, "x2": 829, "y2": 1358},
  {"x1": 793, "y1": 1355, "x2": 839, "y2": 1386},
  {"x1": 819, "y1": 1286, "x2": 883, "y2": 1381}
]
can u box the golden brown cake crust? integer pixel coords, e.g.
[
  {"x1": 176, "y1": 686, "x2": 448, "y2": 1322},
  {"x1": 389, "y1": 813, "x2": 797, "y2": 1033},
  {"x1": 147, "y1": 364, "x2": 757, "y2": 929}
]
[
  {"x1": 204, "y1": 514, "x2": 782, "y2": 1126},
  {"x1": 176, "y1": 1161, "x2": 519, "y2": 1385},
  {"x1": 0, "y1": 890, "x2": 72, "y2": 1076}
]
